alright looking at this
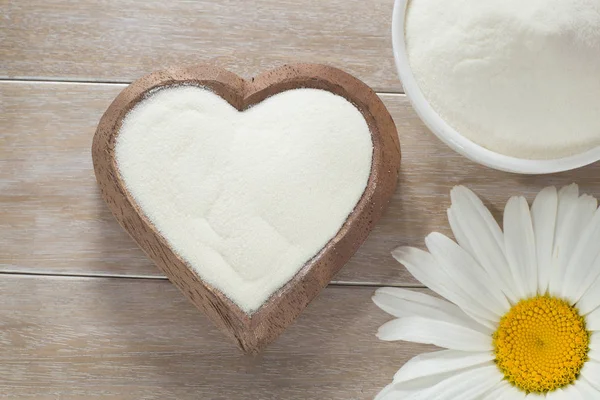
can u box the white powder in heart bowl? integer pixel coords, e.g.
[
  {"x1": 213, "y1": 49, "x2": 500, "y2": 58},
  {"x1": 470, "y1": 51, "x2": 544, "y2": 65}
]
[
  {"x1": 115, "y1": 86, "x2": 373, "y2": 313},
  {"x1": 405, "y1": 0, "x2": 600, "y2": 159}
]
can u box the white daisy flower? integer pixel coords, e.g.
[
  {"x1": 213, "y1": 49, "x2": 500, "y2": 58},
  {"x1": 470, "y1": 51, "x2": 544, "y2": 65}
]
[{"x1": 374, "y1": 184, "x2": 600, "y2": 399}]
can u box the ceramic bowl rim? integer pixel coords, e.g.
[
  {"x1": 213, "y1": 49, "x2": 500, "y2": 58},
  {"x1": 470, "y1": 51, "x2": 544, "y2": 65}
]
[{"x1": 392, "y1": 0, "x2": 600, "y2": 174}]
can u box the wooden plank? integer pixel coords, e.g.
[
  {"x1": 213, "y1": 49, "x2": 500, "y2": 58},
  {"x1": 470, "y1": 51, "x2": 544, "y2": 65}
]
[
  {"x1": 0, "y1": 275, "x2": 433, "y2": 399},
  {"x1": 4, "y1": 82, "x2": 600, "y2": 285},
  {"x1": 1, "y1": 0, "x2": 400, "y2": 93},
  {"x1": 1, "y1": 81, "x2": 415, "y2": 284}
]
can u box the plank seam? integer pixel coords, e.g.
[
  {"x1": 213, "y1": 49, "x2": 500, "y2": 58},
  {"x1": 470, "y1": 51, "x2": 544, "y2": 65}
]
[
  {"x1": 0, "y1": 270, "x2": 425, "y2": 287},
  {"x1": 0, "y1": 78, "x2": 405, "y2": 95}
]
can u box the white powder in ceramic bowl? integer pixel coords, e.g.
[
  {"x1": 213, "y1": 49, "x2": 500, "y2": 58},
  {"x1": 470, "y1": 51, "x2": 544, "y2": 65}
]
[
  {"x1": 115, "y1": 86, "x2": 373, "y2": 313},
  {"x1": 405, "y1": 0, "x2": 600, "y2": 159}
]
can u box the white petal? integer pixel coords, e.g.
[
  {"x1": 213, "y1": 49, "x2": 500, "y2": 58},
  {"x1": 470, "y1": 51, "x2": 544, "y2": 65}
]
[
  {"x1": 375, "y1": 369, "x2": 463, "y2": 400},
  {"x1": 452, "y1": 186, "x2": 504, "y2": 243},
  {"x1": 549, "y1": 186, "x2": 597, "y2": 297},
  {"x1": 375, "y1": 384, "x2": 397, "y2": 400},
  {"x1": 417, "y1": 364, "x2": 502, "y2": 400},
  {"x1": 376, "y1": 383, "x2": 430, "y2": 400},
  {"x1": 546, "y1": 388, "x2": 569, "y2": 400},
  {"x1": 589, "y1": 348, "x2": 600, "y2": 362},
  {"x1": 586, "y1": 307, "x2": 600, "y2": 331},
  {"x1": 448, "y1": 186, "x2": 518, "y2": 303},
  {"x1": 531, "y1": 186, "x2": 558, "y2": 295},
  {"x1": 380, "y1": 365, "x2": 504, "y2": 400},
  {"x1": 372, "y1": 288, "x2": 492, "y2": 334},
  {"x1": 376, "y1": 316, "x2": 492, "y2": 352},
  {"x1": 393, "y1": 349, "x2": 493, "y2": 384},
  {"x1": 570, "y1": 379, "x2": 600, "y2": 399},
  {"x1": 425, "y1": 232, "x2": 510, "y2": 318},
  {"x1": 581, "y1": 361, "x2": 600, "y2": 391},
  {"x1": 391, "y1": 247, "x2": 467, "y2": 307},
  {"x1": 380, "y1": 391, "x2": 430, "y2": 400},
  {"x1": 447, "y1": 207, "x2": 474, "y2": 258},
  {"x1": 591, "y1": 332, "x2": 600, "y2": 350},
  {"x1": 576, "y1": 276, "x2": 600, "y2": 315},
  {"x1": 478, "y1": 381, "x2": 505, "y2": 399},
  {"x1": 525, "y1": 393, "x2": 546, "y2": 399},
  {"x1": 504, "y1": 196, "x2": 538, "y2": 299},
  {"x1": 562, "y1": 207, "x2": 600, "y2": 303},
  {"x1": 559, "y1": 382, "x2": 585, "y2": 400},
  {"x1": 392, "y1": 247, "x2": 496, "y2": 330},
  {"x1": 548, "y1": 184, "x2": 580, "y2": 297},
  {"x1": 577, "y1": 194, "x2": 599, "y2": 231},
  {"x1": 375, "y1": 383, "x2": 422, "y2": 400},
  {"x1": 484, "y1": 380, "x2": 527, "y2": 399}
]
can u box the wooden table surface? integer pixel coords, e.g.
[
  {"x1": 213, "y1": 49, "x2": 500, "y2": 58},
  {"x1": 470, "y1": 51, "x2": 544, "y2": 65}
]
[{"x1": 3, "y1": 1, "x2": 600, "y2": 398}]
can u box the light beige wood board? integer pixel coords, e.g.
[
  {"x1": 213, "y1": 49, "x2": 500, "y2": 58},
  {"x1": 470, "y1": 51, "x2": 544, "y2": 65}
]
[
  {"x1": 4, "y1": 82, "x2": 600, "y2": 284},
  {"x1": 0, "y1": 275, "x2": 434, "y2": 399},
  {"x1": 1, "y1": 0, "x2": 399, "y2": 93}
]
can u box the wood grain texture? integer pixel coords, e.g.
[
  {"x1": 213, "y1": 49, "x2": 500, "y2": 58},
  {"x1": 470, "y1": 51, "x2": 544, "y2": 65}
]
[
  {"x1": 4, "y1": 82, "x2": 600, "y2": 286},
  {"x1": 1, "y1": 0, "x2": 399, "y2": 93},
  {"x1": 91, "y1": 64, "x2": 400, "y2": 352},
  {"x1": 0, "y1": 275, "x2": 434, "y2": 400}
]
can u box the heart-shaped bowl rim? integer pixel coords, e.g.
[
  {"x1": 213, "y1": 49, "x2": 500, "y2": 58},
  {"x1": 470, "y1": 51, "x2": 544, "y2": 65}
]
[{"x1": 92, "y1": 64, "x2": 401, "y2": 353}]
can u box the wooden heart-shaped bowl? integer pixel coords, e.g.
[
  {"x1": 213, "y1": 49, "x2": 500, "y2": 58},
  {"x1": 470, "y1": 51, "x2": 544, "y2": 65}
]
[{"x1": 92, "y1": 64, "x2": 400, "y2": 353}]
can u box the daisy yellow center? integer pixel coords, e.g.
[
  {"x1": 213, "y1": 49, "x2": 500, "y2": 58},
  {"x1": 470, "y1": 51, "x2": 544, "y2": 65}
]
[{"x1": 493, "y1": 296, "x2": 589, "y2": 393}]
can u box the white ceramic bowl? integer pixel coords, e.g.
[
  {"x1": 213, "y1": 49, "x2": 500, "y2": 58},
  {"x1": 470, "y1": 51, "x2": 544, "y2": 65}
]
[{"x1": 392, "y1": 0, "x2": 600, "y2": 174}]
